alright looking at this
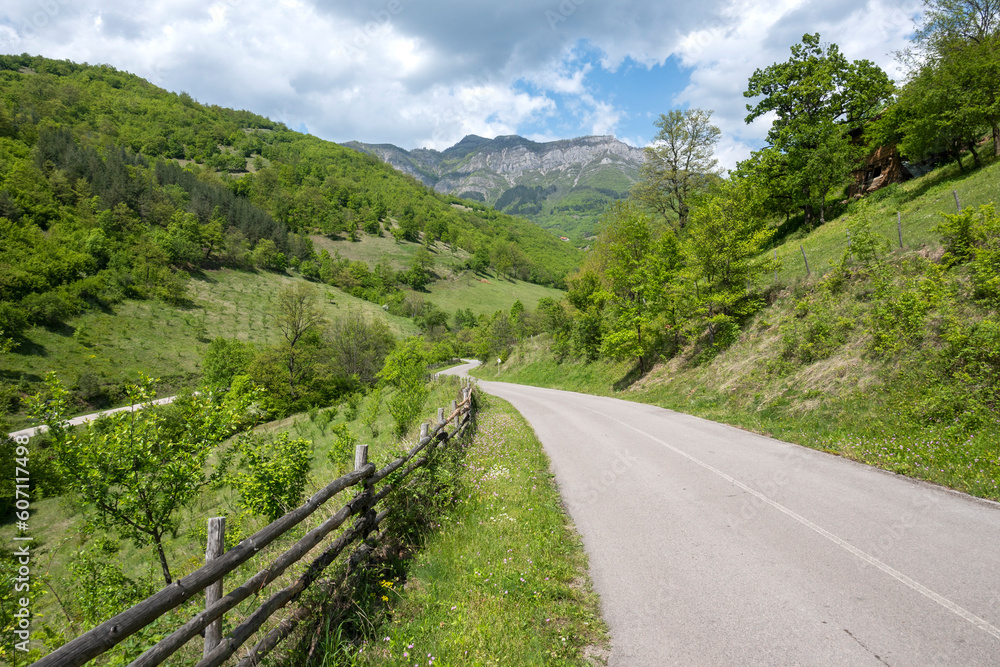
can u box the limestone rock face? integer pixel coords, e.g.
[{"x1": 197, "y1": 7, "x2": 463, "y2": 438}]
[{"x1": 343, "y1": 134, "x2": 646, "y2": 238}]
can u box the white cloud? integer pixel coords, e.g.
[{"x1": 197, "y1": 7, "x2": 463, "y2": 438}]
[
  {"x1": 671, "y1": 0, "x2": 923, "y2": 170},
  {"x1": 0, "y1": 0, "x2": 924, "y2": 167}
]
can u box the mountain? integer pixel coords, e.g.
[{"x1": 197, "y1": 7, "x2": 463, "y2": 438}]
[{"x1": 344, "y1": 134, "x2": 646, "y2": 240}]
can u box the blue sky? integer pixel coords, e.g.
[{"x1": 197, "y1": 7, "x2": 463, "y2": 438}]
[{"x1": 0, "y1": 0, "x2": 923, "y2": 170}]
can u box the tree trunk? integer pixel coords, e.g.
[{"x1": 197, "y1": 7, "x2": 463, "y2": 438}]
[
  {"x1": 968, "y1": 141, "x2": 982, "y2": 169},
  {"x1": 637, "y1": 323, "x2": 645, "y2": 374},
  {"x1": 803, "y1": 202, "x2": 814, "y2": 228},
  {"x1": 155, "y1": 533, "x2": 172, "y2": 585}
]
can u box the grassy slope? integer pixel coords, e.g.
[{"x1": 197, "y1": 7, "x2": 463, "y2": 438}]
[
  {"x1": 0, "y1": 270, "x2": 418, "y2": 423},
  {"x1": 773, "y1": 158, "x2": 1000, "y2": 283},
  {"x1": 311, "y1": 230, "x2": 567, "y2": 316},
  {"x1": 472, "y1": 157, "x2": 1000, "y2": 503},
  {"x1": 310, "y1": 232, "x2": 471, "y2": 276}
]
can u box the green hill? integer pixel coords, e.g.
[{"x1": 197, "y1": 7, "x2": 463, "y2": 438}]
[
  {"x1": 0, "y1": 54, "x2": 580, "y2": 423},
  {"x1": 473, "y1": 155, "x2": 1000, "y2": 502}
]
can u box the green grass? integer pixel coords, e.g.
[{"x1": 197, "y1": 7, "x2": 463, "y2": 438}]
[
  {"x1": 309, "y1": 232, "x2": 471, "y2": 277},
  {"x1": 419, "y1": 273, "x2": 566, "y2": 318},
  {"x1": 772, "y1": 155, "x2": 1000, "y2": 284},
  {"x1": 343, "y1": 391, "x2": 609, "y2": 666},
  {"x1": 0, "y1": 269, "x2": 417, "y2": 426}
]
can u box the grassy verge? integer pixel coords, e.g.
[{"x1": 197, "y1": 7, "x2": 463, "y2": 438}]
[
  {"x1": 329, "y1": 391, "x2": 609, "y2": 666},
  {"x1": 473, "y1": 331, "x2": 1000, "y2": 503},
  {"x1": 2, "y1": 378, "x2": 609, "y2": 665}
]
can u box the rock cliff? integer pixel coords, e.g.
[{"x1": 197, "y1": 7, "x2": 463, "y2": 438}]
[{"x1": 343, "y1": 134, "x2": 645, "y2": 239}]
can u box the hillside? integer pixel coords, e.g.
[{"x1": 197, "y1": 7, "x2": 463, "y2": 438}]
[
  {"x1": 345, "y1": 134, "x2": 645, "y2": 241},
  {"x1": 0, "y1": 54, "x2": 580, "y2": 423},
  {"x1": 0, "y1": 54, "x2": 580, "y2": 286},
  {"x1": 472, "y1": 155, "x2": 1000, "y2": 503}
]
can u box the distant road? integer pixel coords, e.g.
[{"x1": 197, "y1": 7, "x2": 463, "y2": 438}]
[
  {"x1": 442, "y1": 362, "x2": 1000, "y2": 666},
  {"x1": 7, "y1": 395, "x2": 179, "y2": 440}
]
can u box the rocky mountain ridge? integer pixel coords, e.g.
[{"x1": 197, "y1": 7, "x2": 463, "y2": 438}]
[{"x1": 344, "y1": 134, "x2": 646, "y2": 239}]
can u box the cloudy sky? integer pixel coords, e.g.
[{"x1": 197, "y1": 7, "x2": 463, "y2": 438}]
[{"x1": 1, "y1": 0, "x2": 923, "y2": 170}]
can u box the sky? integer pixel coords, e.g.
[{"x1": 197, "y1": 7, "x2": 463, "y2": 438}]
[{"x1": 0, "y1": 0, "x2": 924, "y2": 171}]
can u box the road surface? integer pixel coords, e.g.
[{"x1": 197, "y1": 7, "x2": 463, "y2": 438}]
[
  {"x1": 442, "y1": 362, "x2": 1000, "y2": 666},
  {"x1": 7, "y1": 395, "x2": 179, "y2": 440}
]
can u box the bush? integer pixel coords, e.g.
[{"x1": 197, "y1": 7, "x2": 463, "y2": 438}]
[
  {"x1": 224, "y1": 431, "x2": 313, "y2": 521},
  {"x1": 328, "y1": 423, "x2": 358, "y2": 475}
]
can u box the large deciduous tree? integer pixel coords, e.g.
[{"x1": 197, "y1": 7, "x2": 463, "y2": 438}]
[
  {"x1": 903, "y1": 0, "x2": 1000, "y2": 157},
  {"x1": 271, "y1": 282, "x2": 326, "y2": 399},
  {"x1": 632, "y1": 108, "x2": 722, "y2": 232},
  {"x1": 744, "y1": 33, "x2": 894, "y2": 225}
]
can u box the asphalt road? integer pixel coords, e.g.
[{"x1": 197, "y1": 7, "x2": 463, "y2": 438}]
[
  {"x1": 7, "y1": 395, "x2": 179, "y2": 440},
  {"x1": 441, "y1": 362, "x2": 1000, "y2": 666}
]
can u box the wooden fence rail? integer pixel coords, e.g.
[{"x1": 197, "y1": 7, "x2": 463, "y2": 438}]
[{"x1": 32, "y1": 382, "x2": 476, "y2": 667}]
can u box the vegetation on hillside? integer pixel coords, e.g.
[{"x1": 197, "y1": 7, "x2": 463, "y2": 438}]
[
  {"x1": 0, "y1": 52, "x2": 582, "y2": 424},
  {"x1": 469, "y1": 2, "x2": 1000, "y2": 501}
]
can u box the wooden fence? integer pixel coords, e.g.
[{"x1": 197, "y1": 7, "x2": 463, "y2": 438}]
[{"x1": 32, "y1": 381, "x2": 476, "y2": 667}]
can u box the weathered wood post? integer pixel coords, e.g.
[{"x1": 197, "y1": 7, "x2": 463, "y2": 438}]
[
  {"x1": 954, "y1": 190, "x2": 961, "y2": 212},
  {"x1": 437, "y1": 407, "x2": 445, "y2": 425},
  {"x1": 204, "y1": 517, "x2": 226, "y2": 659},
  {"x1": 800, "y1": 244, "x2": 810, "y2": 277},
  {"x1": 897, "y1": 211, "x2": 903, "y2": 249},
  {"x1": 420, "y1": 423, "x2": 429, "y2": 440},
  {"x1": 354, "y1": 444, "x2": 368, "y2": 471}
]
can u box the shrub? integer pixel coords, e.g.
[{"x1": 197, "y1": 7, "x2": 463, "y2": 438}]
[{"x1": 224, "y1": 431, "x2": 313, "y2": 521}]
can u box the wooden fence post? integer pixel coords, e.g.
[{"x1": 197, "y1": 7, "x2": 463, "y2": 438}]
[
  {"x1": 800, "y1": 245, "x2": 810, "y2": 277},
  {"x1": 203, "y1": 517, "x2": 225, "y2": 659},
  {"x1": 897, "y1": 211, "x2": 903, "y2": 249},
  {"x1": 354, "y1": 444, "x2": 368, "y2": 471},
  {"x1": 420, "y1": 423, "x2": 429, "y2": 439},
  {"x1": 954, "y1": 190, "x2": 961, "y2": 212},
  {"x1": 437, "y1": 407, "x2": 445, "y2": 425}
]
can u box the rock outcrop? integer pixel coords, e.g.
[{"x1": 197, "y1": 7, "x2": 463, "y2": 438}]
[{"x1": 343, "y1": 134, "x2": 645, "y2": 239}]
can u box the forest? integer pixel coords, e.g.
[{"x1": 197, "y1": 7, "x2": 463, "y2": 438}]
[{"x1": 0, "y1": 51, "x2": 579, "y2": 350}]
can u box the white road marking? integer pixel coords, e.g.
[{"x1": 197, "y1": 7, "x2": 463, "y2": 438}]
[{"x1": 597, "y1": 409, "x2": 1000, "y2": 642}]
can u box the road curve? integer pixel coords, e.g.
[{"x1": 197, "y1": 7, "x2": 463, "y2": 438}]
[
  {"x1": 441, "y1": 362, "x2": 1000, "y2": 666},
  {"x1": 7, "y1": 395, "x2": 179, "y2": 440}
]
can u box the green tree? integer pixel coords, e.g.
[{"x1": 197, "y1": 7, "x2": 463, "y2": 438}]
[
  {"x1": 203, "y1": 337, "x2": 256, "y2": 389},
  {"x1": 325, "y1": 310, "x2": 396, "y2": 385},
  {"x1": 902, "y1": 1, "x2": 1000, "y2": 157},
  {"x1": 589, "y1": 201, "x2": 678, "y2": 373},
  {"x1": 28, "y1": 373, "x2": 259, "y2": 584},
  {"x1": 684, "y1": 178, "x2": 775, "y2": 348},
  {"x1": 378, "y1": 338, "x2": 428, "y2": 436},
  {"x1": 632, "y1": 109, "x2": 722, "y2": 231},
  {"x1": 271, "y1": 283, "x2": 327, "y2": 399},
  {"x1": 744, "y1": 33, "x2": 894, "y2": 225}
]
